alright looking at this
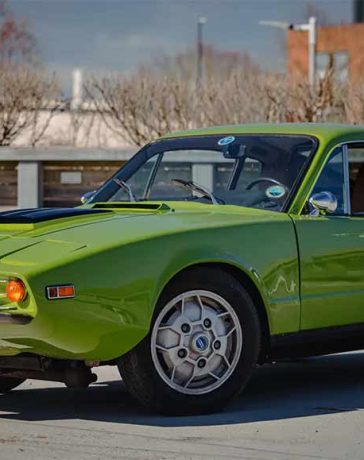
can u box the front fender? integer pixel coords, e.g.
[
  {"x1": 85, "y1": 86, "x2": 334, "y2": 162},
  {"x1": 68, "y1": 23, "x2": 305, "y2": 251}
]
[{"x1": 0, "y1": 217, "x2": 299, "y2": 360}]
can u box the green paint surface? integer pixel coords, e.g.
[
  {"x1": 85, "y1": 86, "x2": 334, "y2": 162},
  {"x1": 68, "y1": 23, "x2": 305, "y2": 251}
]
[{"x1": 0, "y1": 123, "x2": 362, "y2": 360}]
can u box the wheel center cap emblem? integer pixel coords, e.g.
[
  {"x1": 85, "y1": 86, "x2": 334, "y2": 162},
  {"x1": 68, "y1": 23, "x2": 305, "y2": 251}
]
[{"x1": 192, "y1": 334, "x2": 210, "y2": 353}]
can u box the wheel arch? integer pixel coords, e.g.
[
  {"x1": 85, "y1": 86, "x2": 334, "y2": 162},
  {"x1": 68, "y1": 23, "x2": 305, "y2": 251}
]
[{"x1": 157, "y1": 262, "x2": 271, "y2": 363}]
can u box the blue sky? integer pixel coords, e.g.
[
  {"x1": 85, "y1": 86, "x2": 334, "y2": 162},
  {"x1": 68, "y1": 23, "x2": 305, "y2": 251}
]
[{"x1": 10, "y1": 0, "x2": 353, "y2": 94}]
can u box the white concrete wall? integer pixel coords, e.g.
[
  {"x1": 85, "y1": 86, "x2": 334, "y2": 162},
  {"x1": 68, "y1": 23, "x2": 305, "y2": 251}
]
[{"x1": 12, "y1": 110, "x2": 132, "y2": 149}]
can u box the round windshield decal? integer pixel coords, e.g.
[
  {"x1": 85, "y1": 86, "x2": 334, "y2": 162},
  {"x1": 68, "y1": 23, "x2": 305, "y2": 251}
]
[
  {"x1": 266, "y1": 185, "x2": 286, "y2": 199},
  {"x1": 218, "y1": 136, "x2": 235, "y2": 146}
]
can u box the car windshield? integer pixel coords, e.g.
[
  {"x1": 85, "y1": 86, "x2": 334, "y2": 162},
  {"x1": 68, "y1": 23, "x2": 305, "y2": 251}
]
[{"x1": 90, "y1": 134, "x2": 317, "y2": 212}]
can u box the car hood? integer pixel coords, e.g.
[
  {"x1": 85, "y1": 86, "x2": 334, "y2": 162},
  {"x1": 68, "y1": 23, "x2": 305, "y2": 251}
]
[{"x1": 0, "y1": 202, "x2": 287, "y2": 269}]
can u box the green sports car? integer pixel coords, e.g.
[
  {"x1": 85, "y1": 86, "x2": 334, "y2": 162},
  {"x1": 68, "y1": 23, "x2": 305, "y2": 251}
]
[{"x1": 0, "y1": 123, "x2": 363, "y2": 414}]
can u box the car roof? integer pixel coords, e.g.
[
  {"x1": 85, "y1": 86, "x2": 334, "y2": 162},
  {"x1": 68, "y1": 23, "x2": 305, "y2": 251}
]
[{"x1": 160, "y1": 123, "x2": 364, "y2": 144}]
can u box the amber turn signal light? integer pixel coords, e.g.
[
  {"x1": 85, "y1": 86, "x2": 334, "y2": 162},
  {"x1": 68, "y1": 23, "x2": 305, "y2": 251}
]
[
  {"x1": 46, "y1": 284, "x2": 75, "y2": 300},
  {"x1": 6, "y1": 279, "x2": 27, "y2": 303}
]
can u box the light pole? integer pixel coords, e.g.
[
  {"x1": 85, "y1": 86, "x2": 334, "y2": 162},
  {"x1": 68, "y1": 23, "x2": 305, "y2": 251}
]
[
  {"x1": 260, "y1": 17, "x2": 318, "y2": 89},
  {"x1": 71, "y1": 68, "x2": 83, "y2": 111},
  {"x1": 197, "y1": 16, "x2": 207, "y2": 88}
]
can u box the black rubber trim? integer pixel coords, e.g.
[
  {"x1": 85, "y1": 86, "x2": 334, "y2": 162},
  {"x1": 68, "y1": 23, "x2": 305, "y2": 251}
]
[
  {"x1": 0, "y1": 314, "x2": 32, "y2": 325},
  {"x1": 270, "y1": 322, "x2": 364, "y2": 359},
  {"x1": 0, "y1": 208, "x2": 113, "y2": 224}
]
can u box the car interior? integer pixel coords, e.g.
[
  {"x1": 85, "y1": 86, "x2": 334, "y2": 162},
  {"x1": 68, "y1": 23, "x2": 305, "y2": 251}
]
[
  {"x1": 147, "y1": 140, "x2": 312, "y2": 211},
  {"x1": 350, "y1": 163, "x2": 364, "y2": 214}
]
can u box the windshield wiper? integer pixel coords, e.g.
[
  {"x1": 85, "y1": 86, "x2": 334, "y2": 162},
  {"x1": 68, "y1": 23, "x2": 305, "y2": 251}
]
[
  {"x1": 172, "y1": 178, "x2": 221, "y2": 205},
  {"x1": 113, "y1": 178, "x2": 136, "y2": 202}
]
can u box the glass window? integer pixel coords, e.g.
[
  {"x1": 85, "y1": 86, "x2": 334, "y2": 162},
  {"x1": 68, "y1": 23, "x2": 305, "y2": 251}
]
[
  {"x1": 348, "y1": 144, "x2": 364, "y2": 215},
  {"x1": 317, "y1": 51, "x2": 349, "y2": 83},
  {"x1": 215, "y1": 159, "x2": 262, "y2": 192},
  {"x1": 236, "y1": 158, "x2": 262, "y2": 190},
  {"x1": 214, "y1": 164, "x2": 234, "y2": 192},
  {"x1": 91, "y1": 134, "x2": 316, "y2": 212},
  {"x1": 149, "y1": 160, "x2": 192, "y2": 199},
  {"x1": 310, "y1": 147, "x2": 346, "y2": 215}
]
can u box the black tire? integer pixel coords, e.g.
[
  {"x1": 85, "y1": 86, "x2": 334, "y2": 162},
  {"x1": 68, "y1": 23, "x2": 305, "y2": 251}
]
[
  {"x1": 0, "y1": 377, "x2": 25, "y2": 393},
  {"x1": 118, "y1": 267, "x2": 262, "y2": 415}
]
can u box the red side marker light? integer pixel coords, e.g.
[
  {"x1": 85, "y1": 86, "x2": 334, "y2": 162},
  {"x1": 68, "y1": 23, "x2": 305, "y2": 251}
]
[{"x1": 46, "y1": 285, "x2": 75, "y2": 300}]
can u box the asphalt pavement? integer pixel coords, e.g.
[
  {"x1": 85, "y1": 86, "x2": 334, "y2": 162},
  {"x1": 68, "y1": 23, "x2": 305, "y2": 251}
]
[{"x1": 0, "y1": 352, "x2": 362, "y2": 460}]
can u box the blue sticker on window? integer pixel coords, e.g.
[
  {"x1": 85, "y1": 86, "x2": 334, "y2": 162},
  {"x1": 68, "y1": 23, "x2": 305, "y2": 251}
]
[
  {"x1": 218, "y1": 136, "x2": 235, "y2": 146},
  {"x1": 266, "y1": 185, "x2": 286, "y2": 199}
]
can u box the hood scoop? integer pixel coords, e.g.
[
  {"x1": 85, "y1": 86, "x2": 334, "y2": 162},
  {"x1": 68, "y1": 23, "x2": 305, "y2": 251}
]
[
  {"x1": 92, "y1": 202, "x2": 171, "y2": 212},
  {"x1": 0, "y1": 208, "x2": 113, "y2": 224}
]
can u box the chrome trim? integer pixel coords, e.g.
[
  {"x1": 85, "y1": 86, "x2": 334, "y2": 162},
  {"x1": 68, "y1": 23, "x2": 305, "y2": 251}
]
[{"x1": 342, "y1": 144, "x2": 352, "y2": 215}]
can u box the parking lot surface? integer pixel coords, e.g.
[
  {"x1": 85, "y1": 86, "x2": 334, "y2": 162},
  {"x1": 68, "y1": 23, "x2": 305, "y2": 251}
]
[{"x1": 0, "y1": 352, "x2": 362, "y2": 460}]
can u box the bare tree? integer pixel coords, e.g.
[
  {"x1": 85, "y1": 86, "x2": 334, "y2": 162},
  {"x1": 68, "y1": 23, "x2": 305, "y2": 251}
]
[
  {"x1": 0, "y1": 1, "x2": 62, "y2": 147},
  {"x1": 85, "y1": 71, "x2": 198, "y2": 146},
  {"x1": 0, "y1": 64, "x2": 60, "y2": 146},
  {"x1": 199, "y1": 71, "x2": 283, "y2": 126},
  {"x1": 152, "y1": 46, "x2": 261, "y2": 81},
  {"x1": 341, "y1": 82, "x2": 364, "y2": 125},
  {"x1": 86, "y1": 44, "x2": 363, "y2": 147},
  {"x1": 85, "y1": 48, "x2": 269, "y2": 146},
  {"x1": 86, "y1": 63, "x2": 295, "y2": 144},
  {"x1": 263, "y1": 65, "x2": 343, "y2": 123},
  {"x1": 0, "y1": 0, "x2": 36, "y2": 64}
]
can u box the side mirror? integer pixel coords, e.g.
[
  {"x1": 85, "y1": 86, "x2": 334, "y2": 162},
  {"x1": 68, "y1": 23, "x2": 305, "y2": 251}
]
[
  {"x1": 308, "y1": 191, "x2": 338, "y2": 216},
  {"x1": 81, "y1": 190, "x2": 96, "y2": 204}
]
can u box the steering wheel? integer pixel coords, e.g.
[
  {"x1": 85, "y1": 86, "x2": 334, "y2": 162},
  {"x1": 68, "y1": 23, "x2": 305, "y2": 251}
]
[{"x1": 245, "y1": 177, "x2": 285, "y2": 191}]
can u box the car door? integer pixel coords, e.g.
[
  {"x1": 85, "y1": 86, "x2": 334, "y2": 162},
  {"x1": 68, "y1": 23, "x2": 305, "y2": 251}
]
[{"x1": 292, "y1": 142, "x2": 364, "y2": 330}]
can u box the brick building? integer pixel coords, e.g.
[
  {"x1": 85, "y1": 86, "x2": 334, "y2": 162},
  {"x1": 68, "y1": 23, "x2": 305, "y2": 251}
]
[{"x1": 287, "y1": 22, "x2": 364, "y2": 83}]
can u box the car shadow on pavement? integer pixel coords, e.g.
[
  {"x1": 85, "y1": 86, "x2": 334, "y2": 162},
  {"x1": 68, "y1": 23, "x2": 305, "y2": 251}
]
[{"x1": 0, "y1": 351, "x2": 362, "y2": 427}]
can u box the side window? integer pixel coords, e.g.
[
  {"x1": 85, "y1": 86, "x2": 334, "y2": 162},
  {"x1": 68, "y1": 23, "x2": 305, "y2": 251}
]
[
  {"x1": 348, "y1": 144, "x2": 364, "y2": 215},
  {"x1": 310, "y1": 147, "x2": 346, "y2": 215}
]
